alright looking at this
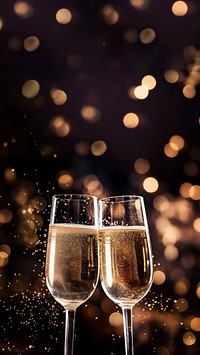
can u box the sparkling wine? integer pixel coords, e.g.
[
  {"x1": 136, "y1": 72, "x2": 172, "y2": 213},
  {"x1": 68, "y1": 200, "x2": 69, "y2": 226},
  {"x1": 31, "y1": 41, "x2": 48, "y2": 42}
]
[
  {"x1": 46, "y1": 224, "x2": 99, "y2": 308},
  {"x1": 99, "y1": 226, "x2": 153, "y2": 306}
]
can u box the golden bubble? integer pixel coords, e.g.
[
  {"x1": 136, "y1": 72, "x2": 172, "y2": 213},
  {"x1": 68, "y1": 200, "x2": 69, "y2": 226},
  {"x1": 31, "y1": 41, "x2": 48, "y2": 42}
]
[
  {"x1": 50, "y1": 89, "x2": 67, "y2": 105},
  {"x1": 182, "y1": 331, "x2": 196, "y2": 346},
  {"x1": 139, "y1": 28, "x2": 156, "y2": 44},
  {"x1": 174, "y1": 298, "x2": 188, "y2": 312},
  {"x1": 172, "y1": 1, "x2": 188, "y2": 17},
  {"x1": 164, "y1": 69, "x2": 179, "y2": 83},
  {"x1": 153, "y1": 270, "x2": 166, "y2": 285},
  {"x1": 81, "y1": 105, "x2": 101, "y2": 122},
  {"x1": 0, "y1": 255, "x2": 9, "y2": 267},
  {"x1": 13, "y1": 1, "x2": 34, "y2": 18},
  {"x1": 143, "y1": 177, "x2": 159, "y2": 193},
  {"x1": 142, "y1": 75, "x2": 156, "y2": 90},
  {"x1": 24, "y1": 36, "x2": 40, "y2": 52},
  {"x1": 91, "y1": 140, "x2": 107, "y2": 156},
  {"x1": 123, "y1": 112, "x2": 139, "y2": 128},
  {"x1": 109, "y1": 312, "x2": 123, "y2": 327},
  {"x1": 56, "y1": 8, "x2": 72, "y2": 24},
  {"x1": 21, "y1": 80, "x2": 40, "y2": 98}
]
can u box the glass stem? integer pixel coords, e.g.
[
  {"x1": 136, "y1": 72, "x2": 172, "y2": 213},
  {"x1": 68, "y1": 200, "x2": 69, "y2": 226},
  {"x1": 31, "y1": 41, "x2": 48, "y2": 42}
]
[
  {"x1": 64, "y1": 309, "x2": 76, "y2": 355},
  {"x1": 122, "y1": 307, "x2": 134, "y2": 355}
]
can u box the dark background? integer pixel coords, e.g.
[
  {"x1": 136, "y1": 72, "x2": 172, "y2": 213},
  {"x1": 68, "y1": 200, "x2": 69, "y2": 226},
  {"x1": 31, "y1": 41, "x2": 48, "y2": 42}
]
[{"x1": 0, "y1": 0, "x2": 200, "y2": 354}]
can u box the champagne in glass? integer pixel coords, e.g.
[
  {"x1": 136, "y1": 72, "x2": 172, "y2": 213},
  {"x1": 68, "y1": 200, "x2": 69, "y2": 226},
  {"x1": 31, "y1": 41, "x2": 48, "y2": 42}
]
[
  {"x1": 99, "y1": 195, "x2": 153, "y2": 355},
  {"x1": 46, "y1": 194, "x2": 99, "y2": 355}
]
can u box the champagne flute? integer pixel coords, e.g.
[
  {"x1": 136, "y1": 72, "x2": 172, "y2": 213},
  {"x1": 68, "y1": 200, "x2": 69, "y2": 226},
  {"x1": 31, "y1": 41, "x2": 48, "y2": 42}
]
[
  {"x1": 99, "y1": 195, "x2": 153, "y2": 355},
  {"x1": 45, "y1": 194, "x2": 99, "y2": 355}
]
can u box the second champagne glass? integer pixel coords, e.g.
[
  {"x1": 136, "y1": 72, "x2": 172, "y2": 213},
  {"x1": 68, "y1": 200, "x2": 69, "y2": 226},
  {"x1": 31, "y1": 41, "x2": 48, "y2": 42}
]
[
  {"x1": 99, "y1": 195, "x2": 153, "y2": 355},
  {"x1": 45, "y1": 194, "x2": 99, "y2": 355}
]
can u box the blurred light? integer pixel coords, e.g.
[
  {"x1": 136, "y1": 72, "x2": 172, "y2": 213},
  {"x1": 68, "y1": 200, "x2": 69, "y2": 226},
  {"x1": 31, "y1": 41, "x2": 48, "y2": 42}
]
[
  {"x1": 143, "y1": 177, "x2": 159, "y2": 193},
  {"x1": 23, "y1": 36, "x2": 40, "y2": 52},
  {"x1": 179, "y1": 182, "x2": 192, "y2": 198},
  {"x1": 197, "y1": 283, "x2": 200, "y2": 298},
  {"x1": 31, "y1": 196, "x2": 47, "y2": 211},
  {"x1": 4, "y1": 167, "x2": 17, "y2": 183},
  {"x1": 170, "y1": 135, "x2": 185, "y2": 150},
  {"x1": 153, "y1": 195, "x2": 169, "y2": 212},
  {"x1": 123, "y1": 112, "x2": 139, "y2": 128},
  {"x1": 183, "y1": 161, "x2": 198, "y2": 176},
  {"x1": 183, "y1": 84, "x2": 196, "y2": 98},
  {"x1": 164, "y1": 143, "x2": 179, "y2": 158},
  {"x1": 141, "y1": 75, "x2": 156, "y2": 90},
  {"x1": 57, "y1": 171, "x2": 73, "y2": 189},
  {"x1": 130, "y1": 0, "x2": 150, "y2": 11},
  {"x1": 0, "y1": 18, "x2": 3, "y2": 30},
  {"x1": 164, "y1": 69, "x2": 179, "y2": 83},
  {"x1": 139, "y1": 28, "x2": 156, "y2": 44},
  {"x1": 0, "y1": 209, "x2": 13, "y2": 223},
  {"x1": 7, "y1": 37, "x2": 22, "y2": 51},
  {"x1": 153, "y1": 270, "x2": 166, "y2": 285},
  {"x1": 134, "y1": 85, "x2": 149, "y2": 99},
  {"x1": 174, "y1": 298, "x2": 188, "y2": 312},
  {"x1": 134, "y1": 157, "x2": 150, "y2": 174},
  {"x1": 21, "y1": 80, "x2": 40, "y2": 98},
  {"x1": 182, "y1": 331, "x2": 196, "y2": 346},
  {"x1": 56, "y1": 8, "x2": 72, "y2": 24},
  {"x1": 193, "y1": 218, "x2": 200, "y2": 233},
  {"x1": 101, "y1": 298, "x2": 115, "y2": 313},
  {"x1": 183, "y1": 46, "x2": 198, "y2": 61},
  {"x1": 75, "y1": 141, "x2": 90, "y2": 156},
  {"x1": 164, "y1": 245, "x2": 179, "y2": 260},
  {"x1": 189, "y1": 185, "x2": 200, "y2": 200},
  {"x1": 81, "y1": 105, "x2": 101, "y2": 122},
  {"x1": 172, "y1": 1, "x2": 188, "y2": 17},
  {"x1": 124, "y1": 29, "x2": 138, "y2": 44},
  {"x1": 13, "y1": 1, "x2": 34, "y2": 18},
  {"x1": 67, "y1": 54, "x2": 82, "y2": 69},
  {"x1": 51, "y1": 116, "x2": 70, "y2": 137},
  {"x1": 181, "y1": 253, "x2": 196, "y2": 269},
  {"x1": 50, "y1": 89, "x2": 67, "y2": 105},
  {"x1": 109, "y1": 312, "x2": 123, "y2": 327},
  {"x1": 101, "y1": 5, "x2": 119, "y2": 25},
  {"x1": 0, "y1": 244, "x2": 11, "y2": 256},
  {"x1": 174, "y1": 280, "x2": 189, "y2": 296},
  {"x1": 91, "y1": 140, "x2": 107, "y2": 156},
  {"x1": 190, "y1": 317, "x2": 200, "y2": 331},
  {"x1": 155, "y1": 347, "x2": 170, "y2": 355}
]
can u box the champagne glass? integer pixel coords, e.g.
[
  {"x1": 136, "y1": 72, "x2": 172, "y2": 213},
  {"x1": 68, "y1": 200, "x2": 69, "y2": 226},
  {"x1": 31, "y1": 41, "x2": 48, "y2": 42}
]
[
  {"x1": 99, "y1": 195, "x2": 153, "y2": 355},
  {"x1": 45, "y1": 194, "x2": 99, "y2": 355}
]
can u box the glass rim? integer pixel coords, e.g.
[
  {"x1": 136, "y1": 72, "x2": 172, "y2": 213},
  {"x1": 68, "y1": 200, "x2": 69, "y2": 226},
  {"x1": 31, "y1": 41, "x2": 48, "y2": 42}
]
[
  {"x1": 52, "y1": 193, "x2": 98, "y2": 201},
  {"x1": 100, "y1": 195, "x2": 144, "y2": 203}
]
